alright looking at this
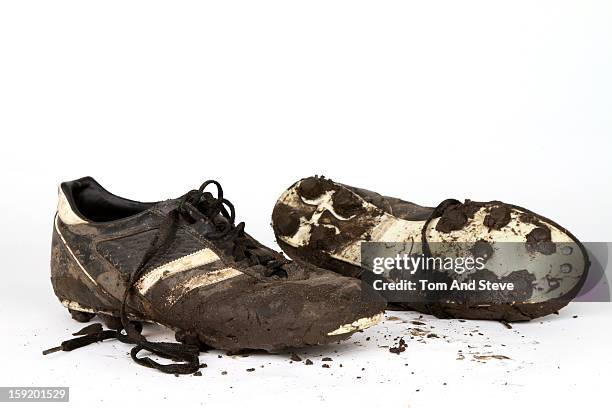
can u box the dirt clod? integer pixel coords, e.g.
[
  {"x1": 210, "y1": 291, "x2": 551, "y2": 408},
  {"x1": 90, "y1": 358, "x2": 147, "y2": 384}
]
[
  {"x1": 298, "y1": 177, "x2": 329, "y2": 199},
  {"x1": 484, "y1": 205, "x2": 511, "y2": 230},
  {"x1": 389, "y1": 338, "x2": 407, "y2": 354},
  {"x1": 436, "y1": 201, "x2": 481, "y2": 233},
  {"x1": 526, "y1": 226, "x2": 556, "y2": 255}
]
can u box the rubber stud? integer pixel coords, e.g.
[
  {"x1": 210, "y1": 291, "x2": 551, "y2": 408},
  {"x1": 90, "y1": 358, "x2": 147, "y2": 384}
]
[
  {"x1": 68, "y1": 308, "x2": 95, "y2": 323},
  {"x1": 129, "y1": 321, "x2": 143, "y2": 334},
  {"x1": 99, "y1": 314, "x2": 123, "y2": 330},
  {"x1": 298, "y1": 177, "x2": 325, "y2": 199},
  {"x1": 275, "y1": 211, "x2": 300, "y2": 236},
  {"x1": 176, "y1": 330, "x2": 211, "y2": 351}
]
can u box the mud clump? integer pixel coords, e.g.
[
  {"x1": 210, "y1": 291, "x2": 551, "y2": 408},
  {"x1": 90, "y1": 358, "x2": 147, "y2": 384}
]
[
  {"x1": 470, "y1": 240, "x2": 494, "y2": 260},
  {"x1": 389, "y1": 338, "x2": 407, "y2": 354},
  {"x1": 332, "y1": 189, "x2": 364, "y2": 218},
  {"x1": 436, "y1": 201, "x2": 482, "y2": 233},
  {"x1": 483, "y1": 205, "x2": 511, "y2": 230},
  {"x1": 519, "y1": 212, "x2": 540, "y2": 226},
  {"x1": 273, "y1": 203, "x2": 300, "y2": 237},
  {"x1": 526, "y1": 226, "x2": 556, "y2": 255},
  {"x1": 290, "y1": 353, "x2": 302, "y2": 362},
  {"x1": 309, "y1": 225, "x2": 338, "y2": 251},
  {"x1": 298, "y1": 177, "x2": 332, "y2": 199}
]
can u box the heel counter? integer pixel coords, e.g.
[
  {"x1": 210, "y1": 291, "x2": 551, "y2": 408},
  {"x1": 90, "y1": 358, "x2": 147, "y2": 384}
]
[
  {"x1": 50, "y1": 214, "x2": 67, "y2": 299},
  {"x1": 50, "y1": 182, "x2": 88, "y2": 300},
  {"x1": 57, "y1": 184, "x2": 87, "y2": 225},
  {"x1": 50, "y1": 214, "x2": 117, "y2": 311}
]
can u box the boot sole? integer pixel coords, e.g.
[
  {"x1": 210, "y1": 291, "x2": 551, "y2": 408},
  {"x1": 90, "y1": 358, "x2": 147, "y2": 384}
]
[
  {"x1": 60, "y1": 298, "x2": 383, "y2": 352},
  {"x1": 272, "y1": 177, "x2": 589, "y2": 322}
]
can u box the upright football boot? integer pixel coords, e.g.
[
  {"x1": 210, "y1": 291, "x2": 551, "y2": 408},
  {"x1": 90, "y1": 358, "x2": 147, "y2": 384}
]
[{"x1": 47, "y1": 177, "x2": 384, "y2": 373}]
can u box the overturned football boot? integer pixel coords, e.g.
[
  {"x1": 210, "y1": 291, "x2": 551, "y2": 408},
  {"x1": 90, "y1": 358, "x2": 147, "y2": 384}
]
[
  {"x1": 46, "y1": 177, "x2": 384, "y2": 374},
  {"x1": 272, "y1": 176, "x2": 589, "y2": 322}
]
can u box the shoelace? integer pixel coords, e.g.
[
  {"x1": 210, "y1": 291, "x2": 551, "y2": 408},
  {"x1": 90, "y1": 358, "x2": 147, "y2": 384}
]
[{"x1": 44, "y1": 180, "x2": 288, "y2": 374}]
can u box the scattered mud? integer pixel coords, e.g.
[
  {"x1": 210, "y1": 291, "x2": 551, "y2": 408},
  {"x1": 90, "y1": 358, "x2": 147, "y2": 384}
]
[
  {"x1": 472, "y1": 354, "x2": 510, "y2": 361},
  {"x1": 389, "y1": 338, "x2": 407, "y2": 354}
]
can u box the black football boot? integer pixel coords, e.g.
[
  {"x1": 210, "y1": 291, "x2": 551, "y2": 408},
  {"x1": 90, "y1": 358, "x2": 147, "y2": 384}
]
[{"x1": 46, "y1": 177, "x2": 384, "y2": 374}]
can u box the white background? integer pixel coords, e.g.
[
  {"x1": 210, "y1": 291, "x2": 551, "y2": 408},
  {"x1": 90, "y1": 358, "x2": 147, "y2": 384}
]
[{"x1": 1, "y1": 1, "x2": 611, "y2": 407}]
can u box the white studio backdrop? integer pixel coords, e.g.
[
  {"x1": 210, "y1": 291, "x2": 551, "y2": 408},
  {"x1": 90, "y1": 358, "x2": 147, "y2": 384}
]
[{"x1": 0, "y1": 2, "x2": 610, "y2": 407}]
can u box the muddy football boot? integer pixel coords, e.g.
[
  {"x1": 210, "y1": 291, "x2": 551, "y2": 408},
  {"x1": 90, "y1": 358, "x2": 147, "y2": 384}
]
[
  {"x1": 272, "y1": 176, "x2": 589, "y2": 322},
  {"x1": 46, "y1": 177, "x2": 384, "y2": 374}
]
